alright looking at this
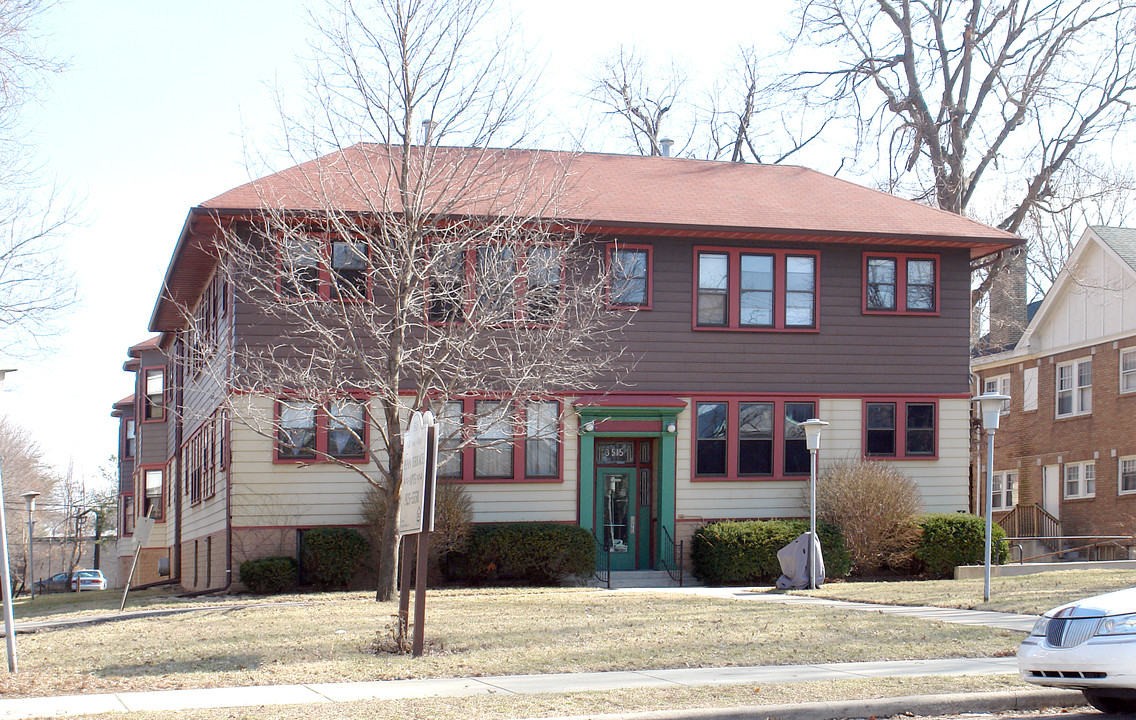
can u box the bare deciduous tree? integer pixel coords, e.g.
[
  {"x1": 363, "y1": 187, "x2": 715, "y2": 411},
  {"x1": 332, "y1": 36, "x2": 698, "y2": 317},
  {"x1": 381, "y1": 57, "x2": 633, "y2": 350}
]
[
  {"x1": 790, "y1": 0, "x2": 1136, "y2": 305},
  {"x1": 201, "y1": 0, "x2": 632, "y2": 601},
  {"x1": 587, "y1": 45, "x2": 688, "y2": 156},
  {"x1": 0, "y1": 416, "x2": 58, "y2": 591},
  {"x1": 0, "y1": 0, "x2": 76, "y2": 356}
]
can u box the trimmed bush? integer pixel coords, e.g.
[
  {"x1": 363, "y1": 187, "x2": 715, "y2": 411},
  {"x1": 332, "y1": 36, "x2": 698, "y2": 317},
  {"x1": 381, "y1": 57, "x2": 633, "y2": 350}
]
[
  {"x1": 915, "y1": 513, "x2": 1008, "y2": 578},
  {"x1": 240, "y1": 556, "x2": 298, "y2": 594},
  {"x1": 301, "y1": 527, "x2": 370, "y2": 589},
  {"x1": 457, "y1": 523, "x2": 595, "y2": 585},
  {"x1": 691, "y1": 519, "x2": 851, "y2": 585}
]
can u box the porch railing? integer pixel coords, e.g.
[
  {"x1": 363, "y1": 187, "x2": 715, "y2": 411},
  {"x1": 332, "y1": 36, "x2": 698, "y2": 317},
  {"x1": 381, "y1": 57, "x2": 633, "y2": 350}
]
[
  {"x1": 660, "y1": 526, "x2": 684, "y2": 586},
  {"x1": 1005, "y1": 535, "x2": 1135, "y2": 564},
  {"x1": 590, "y1": 532, "x2": 610, "y2": 589},
  {"x1": 997, "y1": 503, "x2": 1060, "y2": 541}
]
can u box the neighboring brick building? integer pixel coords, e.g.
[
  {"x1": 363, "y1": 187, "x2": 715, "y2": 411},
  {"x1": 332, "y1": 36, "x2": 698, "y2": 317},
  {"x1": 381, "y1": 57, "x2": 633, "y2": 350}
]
[{"x1": 972, "y1": 226, "x2": 1136, "y2": 557}]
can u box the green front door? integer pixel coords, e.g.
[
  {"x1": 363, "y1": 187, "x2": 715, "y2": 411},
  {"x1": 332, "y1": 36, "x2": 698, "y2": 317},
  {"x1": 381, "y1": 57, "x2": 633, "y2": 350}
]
[{"x1": 597, "y1": 467, "x2": 637, "y2": 571}]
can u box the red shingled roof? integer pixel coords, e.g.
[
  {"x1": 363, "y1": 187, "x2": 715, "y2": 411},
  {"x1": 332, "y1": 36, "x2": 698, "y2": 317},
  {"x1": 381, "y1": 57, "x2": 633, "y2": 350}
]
[
  {"x1": 152, "y1": 144, "x2": 1021, "y2": 331},
  {"x1": 202, "y1": 144, "x2": 1017, "y2": 245}
]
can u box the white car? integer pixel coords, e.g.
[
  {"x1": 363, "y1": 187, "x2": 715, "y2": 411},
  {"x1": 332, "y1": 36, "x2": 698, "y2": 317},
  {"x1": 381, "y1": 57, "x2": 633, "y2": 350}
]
[
  {"x1": 70, "y1": 569, "x2": 108, "y2": 591},
  {"x1": 1018, "y1": 586, "x2": 1136, "y2": 714}
]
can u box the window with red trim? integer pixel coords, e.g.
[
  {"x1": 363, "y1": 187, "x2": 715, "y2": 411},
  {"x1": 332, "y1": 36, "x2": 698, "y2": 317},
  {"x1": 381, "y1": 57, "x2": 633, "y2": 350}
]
[
  {"x1": 277, "y1": 233, "x2": 372, "y2": 301},
  {"x1": 276, "y1": 397, "x2": 369, "y2": 462},
  {"x1": 693, "y1": 247, "x2": 818, "y2": 330},
  {"x1": 435, "y1": 398, "x2": 561, "y2": 482},
  {"x1": 427, "y1": 242, "x2": 563, "y2": 324},
  {"x1": 863, "y1": 399, "x2": 937, "y2": 459},
  {"x1": 607, "y1": 243, "x2": 652, "y2": 308},
  {"x1": 141, "y1": 467, "x2": 164, "y2": 521},
  {"x1": 863, "y1": 253, "x2": 939, "y2": 314},
  {"x1": 694, "y1": 398, "x2": 816, "y2": 479},
  {"x1": 121, "y1": 494, "x2": 135, "y2": 536},
  {"x1": 143, "y1": 367, "x2": 164, "y2": 421}
]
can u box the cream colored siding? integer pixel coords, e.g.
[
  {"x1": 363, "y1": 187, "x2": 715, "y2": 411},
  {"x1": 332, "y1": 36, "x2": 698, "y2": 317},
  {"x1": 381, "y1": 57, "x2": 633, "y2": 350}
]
[
  {"x1": 1034, "y1": 241, "x2": 1136, "y2": 353},
  {"x1": 229, "y1": 396, "x2": 377, "y2": 528},
  {"x1": 466, "y1": 409, "x2": 578, "y2": 523},
  {"x1": 674, "y1": 397, "x2": 969, "y2": 522}
]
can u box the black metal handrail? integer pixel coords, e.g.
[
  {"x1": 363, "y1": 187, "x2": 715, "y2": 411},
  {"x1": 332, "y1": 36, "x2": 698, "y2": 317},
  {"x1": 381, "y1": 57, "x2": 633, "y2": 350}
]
[
  {"x1": 661, "y1": 525, "x2": 684, "y2": 586},
  {"x1": 1004, "y1": 535, "x2": 1135, "y2": 563},
  {"x1": 590, "y1": 531, "x2": 610, "y2": 588}
]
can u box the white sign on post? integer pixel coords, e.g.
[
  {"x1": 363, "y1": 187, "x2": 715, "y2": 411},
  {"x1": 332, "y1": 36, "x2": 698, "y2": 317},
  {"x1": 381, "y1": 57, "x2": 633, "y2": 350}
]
[{"x1": 398, "y1": 410, "x2": 437, "y2": 535}]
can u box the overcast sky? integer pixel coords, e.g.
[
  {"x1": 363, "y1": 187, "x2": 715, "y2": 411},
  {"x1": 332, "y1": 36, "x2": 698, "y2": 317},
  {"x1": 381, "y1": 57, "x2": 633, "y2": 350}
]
[{"x1": 2, "y1": 0, "x2": 793, "y2": 484}]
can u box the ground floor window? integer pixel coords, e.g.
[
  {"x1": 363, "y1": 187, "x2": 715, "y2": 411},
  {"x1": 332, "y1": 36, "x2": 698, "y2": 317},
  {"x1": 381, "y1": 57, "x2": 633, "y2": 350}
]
[
  {"x1": 1119, "y1": 456, "x2": 1136, "y2": 495},
  {"x1": 992, "y1": 471, "x2": 1017, "y2": 510},
  {"x1": 863, "y1": 399, "x2": 937, "y2": 459},
  {"x1": 694, "y1": 397, "x2": 815, "y2": 480},
  {"x1": 1064, "y1": 461, "x2": 1095, "y2": 499},
  {"x1": 436, "y1": 397, "x2": 562, "y2": 482}
]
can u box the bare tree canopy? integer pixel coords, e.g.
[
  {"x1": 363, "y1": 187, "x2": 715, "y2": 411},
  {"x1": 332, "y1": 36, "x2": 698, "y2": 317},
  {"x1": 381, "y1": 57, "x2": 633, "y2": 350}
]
[
  {"x1": 206, "y1": 0, "x2": 632, "y2": 601},
  {"x1": 0, "y1": 415, "x2": 58, "y2": 592},
  {"x1": 587, "y1": 46, "x2": 688, "y2": 156},
  {"x1": 0, "y1": 0, "x2": 76, "y2": 356},
  {"x1": 791, "y1": 0, "x2": 1136, "y2": 302}
]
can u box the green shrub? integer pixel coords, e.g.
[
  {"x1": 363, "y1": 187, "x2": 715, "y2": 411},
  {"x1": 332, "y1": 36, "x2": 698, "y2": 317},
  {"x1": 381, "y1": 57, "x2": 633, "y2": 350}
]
[
  {"x1": 301, "y1": 527, "x2": 369, "y2": 589},
  {"x1": 915, "y1": 513, "x2": 1008, "y2": 578},
  {"x1": 691, "y1": 520, "x2": 851, "y2": 585},
  {"x1": 456, "y1": 523, "x2": 595, "y2": 585},
  {"x1": 240, "y1": 556, "x2": 298, "y2": 594}
]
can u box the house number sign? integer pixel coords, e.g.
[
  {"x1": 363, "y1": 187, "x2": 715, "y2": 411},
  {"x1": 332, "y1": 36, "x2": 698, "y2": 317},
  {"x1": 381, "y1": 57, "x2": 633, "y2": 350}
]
[{"x1": 597, "y1": 441, "x2": 634, "y2": 465}]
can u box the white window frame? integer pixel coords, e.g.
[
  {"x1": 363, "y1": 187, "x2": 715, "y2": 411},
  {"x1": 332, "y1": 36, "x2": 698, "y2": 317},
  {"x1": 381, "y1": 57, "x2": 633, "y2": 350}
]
[
  {"x1": 1056, "y1": 358, "x2": 1092, "y2": 418},
  {"x1": 1121, "y1": 348, "x2": 1136, "y2": 395},
  {"x1": 983, "y1": 374, "x2": 1011, "y2": 414},
  {"x1": 991, "y1": 471, "x2": 1017, "y2": 510},
  {"x1": 1064, "y1": 461, "x2": 1095, "y2": 499},
  {"x1": 1119, "y1": 456, "x2": 1136, "y2": 496}
]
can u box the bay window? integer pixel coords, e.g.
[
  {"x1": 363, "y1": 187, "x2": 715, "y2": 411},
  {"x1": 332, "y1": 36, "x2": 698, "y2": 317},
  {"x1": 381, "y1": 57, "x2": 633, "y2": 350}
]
[{"x1": 143, "y1": 367, "x2": 164, "y2": 421}]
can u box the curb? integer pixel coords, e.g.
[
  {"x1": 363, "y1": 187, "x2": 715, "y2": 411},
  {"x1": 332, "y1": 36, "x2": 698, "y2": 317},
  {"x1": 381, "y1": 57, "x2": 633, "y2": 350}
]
[{"x1": 533, "y1": 689, "x2": 1085, "y2": 720}]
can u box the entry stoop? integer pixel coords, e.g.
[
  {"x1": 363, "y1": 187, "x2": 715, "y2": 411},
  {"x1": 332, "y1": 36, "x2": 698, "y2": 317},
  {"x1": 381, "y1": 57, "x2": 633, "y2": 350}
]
[{"x1": 604, "y1": 570, "x2": 697, "y2": 589}]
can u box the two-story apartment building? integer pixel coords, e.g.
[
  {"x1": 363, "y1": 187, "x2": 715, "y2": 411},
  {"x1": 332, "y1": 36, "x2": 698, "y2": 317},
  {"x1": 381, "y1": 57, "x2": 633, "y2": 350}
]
[
  {"x1": 972, "y1": 226, "x2": 1136, "y2": 557},
  {"x1": 111, "y1": 146, "x2": 1019, "y2": 590}
]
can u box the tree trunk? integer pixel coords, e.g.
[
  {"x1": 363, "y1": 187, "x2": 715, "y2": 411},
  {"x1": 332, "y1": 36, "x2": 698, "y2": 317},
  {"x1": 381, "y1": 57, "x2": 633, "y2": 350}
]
[{"x1": 375, "y1": 490, "x2": 402, "y2": 601}]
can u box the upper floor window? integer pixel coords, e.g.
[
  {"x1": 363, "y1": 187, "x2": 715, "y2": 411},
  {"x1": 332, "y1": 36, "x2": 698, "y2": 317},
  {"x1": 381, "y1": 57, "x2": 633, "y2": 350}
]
[
  {"x1": 694, "y1": 398, "x2": 815, "y2": 479},
  {"x1": 438, "y1": 398, "x2": 562, "y2": 482},
  {"x1": 1056, "y1": 358, "x2": 1091, "y2": 417},
  {"x1": 278, "y1": 233, "x2": 372, "y2": 301},
  {"x1": 608, "y1": 244, "x2": 652, "y2": 308},
  {"x1": 143, "y1": 368, "x2": 164, "y2": 421},
  {"x1": 1119, "y1": 456, "x2": 1136, "y2": 496},
  {"x1": 1121, "y1": 348, "x2": 1136, "y2": 394},
  {"x1": 991, "y1": 471, "x2": 1016, "y2": 510},
  {"x1": 693, "y1": 247, "x2": 818, "y2": 330},
  {"x1": 427, "y1": 242, "x2": 563, "y2": 324},
  {"x1": 276, "y1": 397, "x2": 368, "y2": 462},
  {"x1": 864, "y1": 400, "x2": 937, "y2": 459},
  {"x1": 124, "y1": 419, "x2": 136, "y2": 458},
  {"x1": 983, "y1": 374, "x2": 1011, "y2": 414},
  {"x1": 863, "y1": 253, "x2": 938, "y2": 314},
  {"x1": 1064, "y1": 461, "x2": 1095, "y2": 499}
]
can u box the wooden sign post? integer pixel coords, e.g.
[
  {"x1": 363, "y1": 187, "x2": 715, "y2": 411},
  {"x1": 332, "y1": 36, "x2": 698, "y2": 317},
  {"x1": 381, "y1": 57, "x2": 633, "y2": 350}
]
[{"x1": 397, "y1": 411, "x2": 437, "y2": 657}]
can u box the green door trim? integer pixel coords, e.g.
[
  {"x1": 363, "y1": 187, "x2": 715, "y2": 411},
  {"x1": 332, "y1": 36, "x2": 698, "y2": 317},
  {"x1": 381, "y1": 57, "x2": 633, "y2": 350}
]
[{"x1": 576, "y1": 402, "x2": 684, "y2": 571}]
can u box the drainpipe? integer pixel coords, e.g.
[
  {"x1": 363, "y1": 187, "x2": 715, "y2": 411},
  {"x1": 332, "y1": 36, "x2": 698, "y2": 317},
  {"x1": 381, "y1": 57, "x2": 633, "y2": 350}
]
[{"x1": 173, "y1": 341, "x2": 184, "y2": 587}]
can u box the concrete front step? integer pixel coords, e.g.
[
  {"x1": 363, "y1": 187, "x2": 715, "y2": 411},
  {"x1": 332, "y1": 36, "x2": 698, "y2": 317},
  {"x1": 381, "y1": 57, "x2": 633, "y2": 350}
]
[{"x1": 600, "y1": 570, "x2": 697, "y2": 589}]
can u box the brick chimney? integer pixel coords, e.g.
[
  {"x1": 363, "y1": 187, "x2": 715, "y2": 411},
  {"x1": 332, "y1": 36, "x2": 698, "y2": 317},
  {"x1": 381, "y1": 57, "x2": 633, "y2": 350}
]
[{"x1": 987, "y1": 247, "x2": 1027, "y2": 350}]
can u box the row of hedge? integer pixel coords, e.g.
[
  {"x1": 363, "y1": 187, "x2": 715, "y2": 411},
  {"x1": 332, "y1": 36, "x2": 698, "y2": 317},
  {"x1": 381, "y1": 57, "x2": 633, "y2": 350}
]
[
  {"x1": 241, "y1": 522, "x2": 596, "y2": 594},
  {"x1": 691, "y1": 513, "x2": 1007, "y2": 585}
]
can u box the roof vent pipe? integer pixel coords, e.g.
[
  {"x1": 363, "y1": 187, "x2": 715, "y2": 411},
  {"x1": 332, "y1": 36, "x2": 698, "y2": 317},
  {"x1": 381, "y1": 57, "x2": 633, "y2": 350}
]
[
  {"x1": 421, "y1": 120, "x2": 438, "y2": 145},
  {"x1": 660, "y1": 138, "x2": 674, "y2": 157}
]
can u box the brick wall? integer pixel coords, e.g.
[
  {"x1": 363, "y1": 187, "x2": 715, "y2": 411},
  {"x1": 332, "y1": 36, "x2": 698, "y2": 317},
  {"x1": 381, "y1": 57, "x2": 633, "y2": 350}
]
[{"x1": 982, "y1": 335, "x2": 1136, "y2": 538}]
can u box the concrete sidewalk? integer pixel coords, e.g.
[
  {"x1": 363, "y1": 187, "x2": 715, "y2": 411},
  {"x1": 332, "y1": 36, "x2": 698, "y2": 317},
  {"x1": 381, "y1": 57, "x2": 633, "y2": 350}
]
[
  {"x1": 0, "y1": 656, "x2": 1033, "y2": 719},
  {"x1": 625, "y1": 586, "x2": 1039, "y2": 632}
]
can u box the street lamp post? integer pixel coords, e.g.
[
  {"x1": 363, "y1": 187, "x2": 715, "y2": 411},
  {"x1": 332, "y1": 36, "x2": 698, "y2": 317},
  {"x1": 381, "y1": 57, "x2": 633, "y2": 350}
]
[
  {"x1": 972, "y1": 391, "x2": 1010, "y2": 603},
  {"x1": 20, "y1": 492, "x2": 39, "y2": 601},
  {"x1": 0, "y1": 368, "x2": 17, "y2": 672},
  {"x1": 801, "y1": 418, "x2": 829, "y2": 590}
]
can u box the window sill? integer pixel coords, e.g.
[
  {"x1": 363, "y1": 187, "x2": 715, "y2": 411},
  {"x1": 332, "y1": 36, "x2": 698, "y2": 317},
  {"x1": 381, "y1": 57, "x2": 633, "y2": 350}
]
[
  {"x1": 1064, "y1": 495, "x2": 1095, "y2": 501},
  {"x1": 463, "y1": 476, "x2": 563, "y2": 484},
  {"x1": 863, "y1": 454, "x2": 939, "y2": 462},
  {"x1": 1055, "y1": 412, "x2": 1092, "y2": 420},
  {"x1": 692, "y1": 474, "x2": 810, "y2": 482},
  {"x1": 692, "y1": 325, "x2": 819, "y2": 333},
  {"x1": 862, "y1": 309, "x2": 940, "y2": 317},
  {"x1": 273, "y1": 456, "x2": 370, "y2": 465}
]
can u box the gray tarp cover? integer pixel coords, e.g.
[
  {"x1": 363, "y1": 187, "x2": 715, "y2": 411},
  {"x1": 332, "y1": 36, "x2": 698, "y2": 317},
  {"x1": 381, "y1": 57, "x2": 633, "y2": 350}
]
[{"x1": 775, "y1": 532, "x2": 825, "y2": 589}]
